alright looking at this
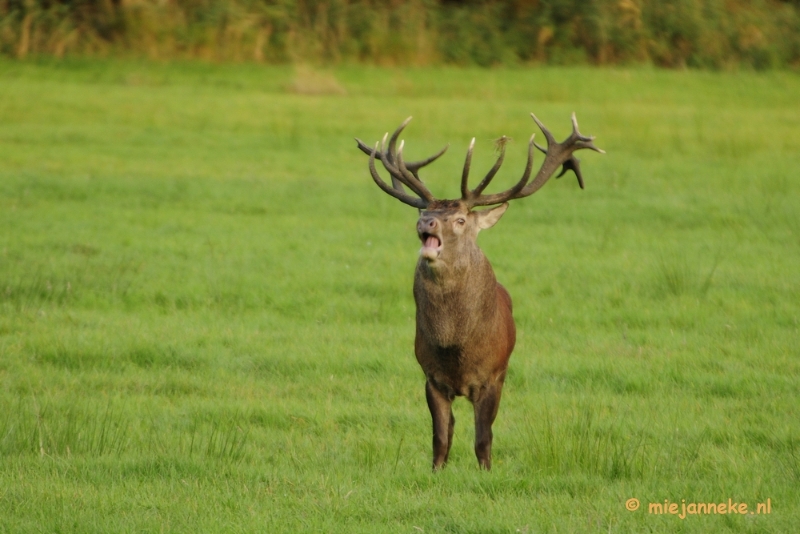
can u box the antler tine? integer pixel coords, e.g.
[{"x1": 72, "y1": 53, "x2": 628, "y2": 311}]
[
  {"x1": 550, "y1": 114, "x2": 602, "y2": 190},
  {"x1": 368, "y1": 143, "x2": 428, "y2": 209},
  {"x1": 356, "y1": 117, "x2": 449, "y2": 181},
  {"x1": 397, "y1": 141, "x2": 435, "y2": 202},
  {"x1": 404, "y1": 143, "x2": 449, "y2": 174},
  {"x1": 512, "y1": 112, "x2": 604, "y2": 199},
  {"x1": 471, "y1": 141, "x2": 508, "y2": 196},
  {"x1": 570, "y1": 112, "x2": 580, "y2": 139},
  {"x1": 556, "y1": 156, "x2": 584, "y2": 189},
  {"x1": 375, "y1": 120, "x2": 435, "y2": 199},
  {"x1": 530, "y1": 113, "x2": 557, "y2": 149},
  {"x1": 355, "y1": 137, "x2": 449, "y2": 174},
  {"x1": 357, "y1": 118, "x2": 447, "y2": 208},
  {"x1": 386, "y1": 117, "x2": 413, "y2": 166},
  {"x1": 468, "y1": 134, "x2": 536, "y2": 207},
  {"x1": 355, "y1": 137, "x2": 374, "y2": 155},
  {"x1": 567, "y1": 112, "x2": 605, "y2": 154},
  {"x1": 460, "y1": 138, "x2": 476, "y2": 200},
  {"x1": 356, "y1": 135, "x2": 416, "y2": 194},
  {"x1": 378, "y1": 132, "x2": 408, "y2": 192}
]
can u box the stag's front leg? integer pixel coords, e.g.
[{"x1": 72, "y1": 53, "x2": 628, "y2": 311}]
[
  {"x1": 473, "y1": 382, "x2": 504, "y2": 470},
  {"x1": 425, "y1": 380, "x2": 454, "y2": 470}
]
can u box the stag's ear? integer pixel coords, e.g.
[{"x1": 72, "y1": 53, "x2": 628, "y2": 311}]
[{"x1": 476, "y1": 202, "x2": 509, "y2": 230}]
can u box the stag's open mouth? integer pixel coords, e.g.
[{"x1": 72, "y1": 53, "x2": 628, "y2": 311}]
[{"x1": 419, "y1": 232, "x2": 442, "y2": 261}]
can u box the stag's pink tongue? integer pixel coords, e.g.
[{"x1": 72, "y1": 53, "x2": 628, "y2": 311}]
[{"x1": 425, "y1": 236, "x2": 440, "y2": 249}]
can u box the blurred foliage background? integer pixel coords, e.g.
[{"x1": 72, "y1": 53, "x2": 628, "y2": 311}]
[{"x1": 1, "y1": 0, "x2": 798, "y2": 69}]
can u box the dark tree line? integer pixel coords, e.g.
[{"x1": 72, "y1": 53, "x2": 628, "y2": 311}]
[{"x1": 1, "y1": 0, "x2": 798, "y2": 68}]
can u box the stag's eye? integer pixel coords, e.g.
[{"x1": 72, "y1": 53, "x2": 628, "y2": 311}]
[{"x1": 456, "y1": 218, "x2": 466, "y2": 225}]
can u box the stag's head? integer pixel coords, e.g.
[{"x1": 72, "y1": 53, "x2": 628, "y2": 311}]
[
  {"x1": 415, "y1": 200, "x2": 508, "y2": 265},
  {"x1": 356, "y1": 114, "x2": 603, "y2": 266}
]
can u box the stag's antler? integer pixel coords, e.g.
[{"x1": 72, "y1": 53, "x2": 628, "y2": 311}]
[
  {"x1": 356, "y1": 113, "x2": 604, "y2": 209},
  {"x1": 459, "y1": 133, "x2": 537, "y2": 208},
  {"x1": 355, "y1": 117, "x2": 447, "y2": 209},
  {"x1": 462, "y1": 112, "x2": 604, "y2": 207},
  {"x1": 518, "y1": 112, "x2": 605, "y2": 196}
]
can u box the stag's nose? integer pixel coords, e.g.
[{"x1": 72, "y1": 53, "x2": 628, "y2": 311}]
[{"x1": 417, "y1": 217, "x2": 438, "y2": 234}]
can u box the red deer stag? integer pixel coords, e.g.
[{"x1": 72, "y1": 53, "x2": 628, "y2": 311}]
[{"x1": 355, "y1": 114, "x2": 603, "y2": 470}]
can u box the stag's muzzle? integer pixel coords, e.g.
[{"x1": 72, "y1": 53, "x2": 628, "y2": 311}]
[{"x1": 418, "y1": 216, "x2": 442, "y2": 260}]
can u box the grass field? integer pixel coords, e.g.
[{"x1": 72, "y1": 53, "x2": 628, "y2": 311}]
[{"x1": 1, "y1": 59, "x2": 799, "y2": 532}]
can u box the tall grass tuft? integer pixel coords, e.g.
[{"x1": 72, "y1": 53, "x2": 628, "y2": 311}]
[
  {"x1": 655, "y1": 249, "x2": 724, "y2": 297},
  {"x1": 0, "y1": 398, "x2": 130, "y2": 457},
  {"x1": 520, "y1": 403, "x2": 649, "y2": 480}
]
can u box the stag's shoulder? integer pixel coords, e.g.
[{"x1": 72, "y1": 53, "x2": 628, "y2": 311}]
[{"x1": 495, "y1": 282, "x2": 513, "y2": 313}]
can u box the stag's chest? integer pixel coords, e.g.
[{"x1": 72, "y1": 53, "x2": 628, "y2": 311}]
[
  {"x1": 412, "y1": 267, "x2": 514, "y2": 398},
  {"x1": 414, "y1": 278, "x2": 475, "y2": 343}
]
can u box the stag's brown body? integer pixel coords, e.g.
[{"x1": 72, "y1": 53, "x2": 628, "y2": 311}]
[
  {"x1": 356, "y1": 114, "x2": 602, "y2": 470},
  {"x1": 414, "y1": 239, "x2": 515, "y2": 398},
  {"x1": 412, "y1": 201, "x2": 516, "y2": 469}
]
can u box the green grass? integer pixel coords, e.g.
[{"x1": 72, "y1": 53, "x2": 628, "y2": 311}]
[{"x1": 1, "y1": 58, "x2": 799, "y2": 532}]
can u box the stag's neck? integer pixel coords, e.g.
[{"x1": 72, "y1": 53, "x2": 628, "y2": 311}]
[
  {"x1": 413, "y1": 247, "x2": 499, "y2": 348},
  {"x1": 417, "y1": 245, "x2": 488, "y2": 285}
]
